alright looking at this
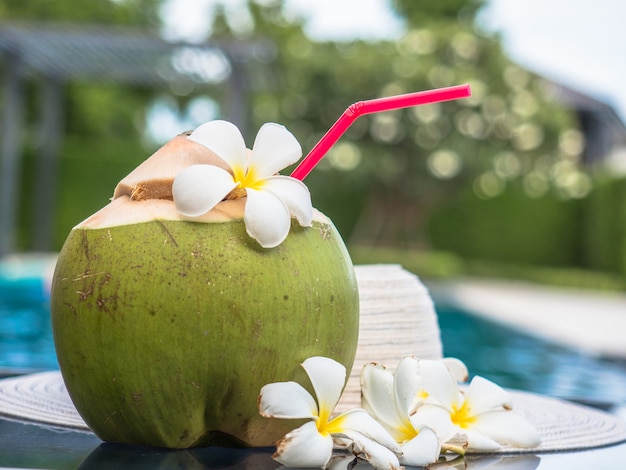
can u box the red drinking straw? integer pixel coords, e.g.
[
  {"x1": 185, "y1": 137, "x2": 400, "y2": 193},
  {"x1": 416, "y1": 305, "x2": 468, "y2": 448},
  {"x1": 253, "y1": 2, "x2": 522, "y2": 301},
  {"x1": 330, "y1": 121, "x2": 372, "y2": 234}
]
[{"x1": 290, "y1": 84, "x2": 472, "y2": 181}]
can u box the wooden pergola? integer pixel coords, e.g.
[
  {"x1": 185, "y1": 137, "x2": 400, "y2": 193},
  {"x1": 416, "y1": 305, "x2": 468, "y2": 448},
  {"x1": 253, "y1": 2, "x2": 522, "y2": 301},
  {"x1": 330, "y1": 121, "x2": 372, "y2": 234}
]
[{"x1": 0, "y1": 22, "x2": 274, "y2": 257}]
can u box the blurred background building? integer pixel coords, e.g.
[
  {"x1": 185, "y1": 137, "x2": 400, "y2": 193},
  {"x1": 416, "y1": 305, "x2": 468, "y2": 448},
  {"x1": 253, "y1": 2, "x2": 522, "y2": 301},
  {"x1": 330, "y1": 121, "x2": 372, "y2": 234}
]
[{"x1": 0, "y1": 22, "x2": 273, "y2": 256}]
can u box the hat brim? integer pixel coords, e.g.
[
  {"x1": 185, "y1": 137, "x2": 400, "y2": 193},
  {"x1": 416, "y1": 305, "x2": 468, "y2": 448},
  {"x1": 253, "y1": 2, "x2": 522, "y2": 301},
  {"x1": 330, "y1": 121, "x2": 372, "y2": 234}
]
[
  {"x1": 2, "y1": 265, "x2": 625, "y2": 454},
  {"x1": 0, "y1": 370, "x2": 625, "y2": 453}
]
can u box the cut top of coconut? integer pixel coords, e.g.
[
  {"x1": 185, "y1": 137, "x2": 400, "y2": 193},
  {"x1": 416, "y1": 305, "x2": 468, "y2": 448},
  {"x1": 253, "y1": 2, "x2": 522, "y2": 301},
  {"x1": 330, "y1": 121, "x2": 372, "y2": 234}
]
[
  {"x1": 79, "y1": 127, "x2": 326, "y2": 231},
  {"x1": 113, "y1": 134, "x2": 232, "y2": 202},
  {"x1": 76, "y1": 195, "x2": 330, "y2": 229}
]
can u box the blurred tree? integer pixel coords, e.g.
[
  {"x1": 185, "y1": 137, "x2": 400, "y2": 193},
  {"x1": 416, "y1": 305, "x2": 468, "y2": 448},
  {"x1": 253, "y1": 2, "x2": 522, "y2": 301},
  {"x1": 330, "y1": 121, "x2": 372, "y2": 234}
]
[
  {"x1": 333, "y1": 11, "x2": 579, "y2": 247},
  {"x1": 392, "y1": 0, "x2": 486, "y2": 22},
  {"x1": 3, "y1": 0, "x2": 581, "y2": 254},
  {"x1": 0, "y1": 0, "x2": 159, "y2": 25},
  {"x1": 205, "y1": 0, "x2": 578, "y2": 248}
]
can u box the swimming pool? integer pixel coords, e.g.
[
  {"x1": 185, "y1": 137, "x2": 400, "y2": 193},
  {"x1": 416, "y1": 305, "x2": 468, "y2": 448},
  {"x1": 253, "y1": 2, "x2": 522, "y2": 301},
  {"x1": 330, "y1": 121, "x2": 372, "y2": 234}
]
[
  {"x1": 0, "y1": 255, "x2": 57, "y2": 373},
  {"x1": 2, "y1": 258, "x2": 626, "y2": 410},
  {"x1": 438, "y1": 307, "x2": 626, "y2": 407}
]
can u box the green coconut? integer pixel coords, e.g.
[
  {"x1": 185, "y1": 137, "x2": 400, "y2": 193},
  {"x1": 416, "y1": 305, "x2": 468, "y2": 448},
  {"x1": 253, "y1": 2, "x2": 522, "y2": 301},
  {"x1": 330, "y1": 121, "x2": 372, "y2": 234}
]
[{"x1": 50, "y1": 134, "x2": 359, "y2": 448}]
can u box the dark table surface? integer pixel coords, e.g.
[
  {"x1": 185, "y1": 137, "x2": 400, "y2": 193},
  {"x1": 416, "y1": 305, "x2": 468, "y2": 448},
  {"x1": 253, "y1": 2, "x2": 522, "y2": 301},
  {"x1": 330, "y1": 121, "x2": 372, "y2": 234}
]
[{"x1": 1, "y1": 416, "x2": 625, "y2": 470}]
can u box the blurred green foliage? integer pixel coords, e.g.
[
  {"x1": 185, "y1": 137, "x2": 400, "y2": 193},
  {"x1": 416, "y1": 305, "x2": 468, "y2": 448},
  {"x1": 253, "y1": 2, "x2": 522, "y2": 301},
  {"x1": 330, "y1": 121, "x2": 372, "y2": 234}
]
[
  {"x1": 232, "y1": 1, "x2": 579, "y2": 249},
  {"x1": 464, "y1": 259, "x2": 626, "y2": 291},
  {"x1": 581, "y1": 175, "x2": 626, "y2": 275},
  {"x1": 424, "y1": 175, "x2": 626, "y2": 283},
  {"x1": 427, "y1": 182, "x2": 583, "y2": 267},
  {"x1": 0, "y1": 0, "x2": 159, "y2": 24},
  {"x1": 17, "y1": 135, "x2": 148, "y2": 248},
  {"x1": 2, "y1": 0, "x2": 161, "y2": 248},
  {"x1": 7, "y1": 0, "x2": 626, "y2": 289},
  {"x1": 350, "y1": 244, "x2": 626, "y2": 291},
  {"x1": 392, "y1": 0, "x2": 486, "y2": 21}
]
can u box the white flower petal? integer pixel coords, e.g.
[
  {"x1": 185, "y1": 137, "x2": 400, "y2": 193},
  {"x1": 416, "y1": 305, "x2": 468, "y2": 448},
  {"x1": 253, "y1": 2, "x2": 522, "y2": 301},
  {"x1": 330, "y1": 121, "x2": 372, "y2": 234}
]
[
  {"x1": 172, "y1": 164, "x2": 237, "y2": 217},
  {"x1": 442, "y1": 357, "x2": 469, "y2": 383},
  {"x1": 188, "y1": 120, "x2": 247, "y2": 170},
  {"x1": 394, "y1": 356, "x2": 422, "y2": 415},
  {"x1": 411, "y1": 404, "x2": 458, "y2": 443},
  {"x1": 361, "y1": 363, "x2": 406, "y2": 437},
  {"x1": 473, "y1": 410, "x2": 541, "y2": 448},
  {"x1": 263, "y1": 176, "x2": 313, "y2": 227},
  {"x1": 463, "y1": 427, "x2": 502, "y2": 451},
  {"x1": 400, "y1": 427, "x2": 441, "y2": 467},
  {"x1": 348, "y1": 434, "x2": 402, "y2": 470},
  {"x1": 244, "y1": 188, "x2": 291, "y2": 248},
  {"x1": 302, "y1": 357, "x2": 347, "y2": 416},
  {"x1": 273, "y1": 421, "x2": 333, "y2": 468},
  {"x1": 339, "y1": 409, "x2": 402, "y2": 454},
  {"x1": 418, "y1": 359, "x2": 460, "y2": 409},
  {"x1": 258, "y1": 381, "x2": 318, "y2": 420},
  {"x1": 250, "y1": 122, "x2": 302, "y2": 178},
  {"x1": 465, "y1": 376, "x2": 513, "y2": 415}
]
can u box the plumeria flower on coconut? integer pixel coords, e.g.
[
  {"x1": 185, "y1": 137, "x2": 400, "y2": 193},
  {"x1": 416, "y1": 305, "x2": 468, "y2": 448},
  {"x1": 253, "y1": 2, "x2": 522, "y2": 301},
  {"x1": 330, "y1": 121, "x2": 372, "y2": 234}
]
[
  {"x1": 172, "y1": 120, "x2": 313, "y2": 248},
  {"x1": 410, "y1": 359, "x2": 541, "y2": 452},
  {"x1": 258, "y1": 356, "x2": 403, "y2": 470},
  {"x1": 360, "y1": 356, "x2": 468, "y2": 467}
]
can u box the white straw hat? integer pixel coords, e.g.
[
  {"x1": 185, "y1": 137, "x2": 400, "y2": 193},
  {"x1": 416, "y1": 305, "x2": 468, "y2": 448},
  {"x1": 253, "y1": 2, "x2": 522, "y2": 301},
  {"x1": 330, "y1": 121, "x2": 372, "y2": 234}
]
[{"x1": 0, "y1": 264, "x2": 625, "y2": 454}]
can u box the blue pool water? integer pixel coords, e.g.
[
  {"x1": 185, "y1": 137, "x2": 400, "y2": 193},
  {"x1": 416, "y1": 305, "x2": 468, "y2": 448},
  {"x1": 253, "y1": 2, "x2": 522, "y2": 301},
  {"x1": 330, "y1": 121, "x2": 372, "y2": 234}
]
[
  {"x1": 438, "y1": 307, "x2": 626, "y2": 407},
  {"x1": 0, "y1": 257, "x2": 58, "y2": 372},
  {"x1": 2, "y1": 259, "x2": 626, "y2": 408}
]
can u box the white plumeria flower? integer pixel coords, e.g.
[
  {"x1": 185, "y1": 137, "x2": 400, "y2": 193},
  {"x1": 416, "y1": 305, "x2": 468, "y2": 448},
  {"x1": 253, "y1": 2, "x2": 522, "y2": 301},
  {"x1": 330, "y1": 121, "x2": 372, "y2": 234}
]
[
  {"x1": 405, "y1": 357, "x2": 469, "y2": 415},
  {"x1": 172, "y1": 120, "x2": 313, "y2": 248},
  {"x1": 410, "y1": 359, "x2": 541, "y2": 451},
  {"x1": 361, "y1": 357, "x2": 442, "y2": 467},
  {"x1": 258, "y1": 356, "x2": 403, "y2": 470}
]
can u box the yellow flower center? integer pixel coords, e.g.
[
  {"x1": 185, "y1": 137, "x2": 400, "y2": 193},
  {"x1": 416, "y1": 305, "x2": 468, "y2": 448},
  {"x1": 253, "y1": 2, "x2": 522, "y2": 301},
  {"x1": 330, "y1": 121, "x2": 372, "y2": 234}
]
[
  {"x1": 398, "y1": 419, "x2": 418, "y2": 442},
  {"x1": 316, "y1": 407, "x2": 346, "y2": 437},
  {"x1": 226, "y1": 166, "x2": 266, "y2": 200},
  {"x1": 451, "y1": 400, "x2": 476, "y2": 429},
  {"x1": 233, "y1": 165, "x2": 265, "y2": 190}
]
